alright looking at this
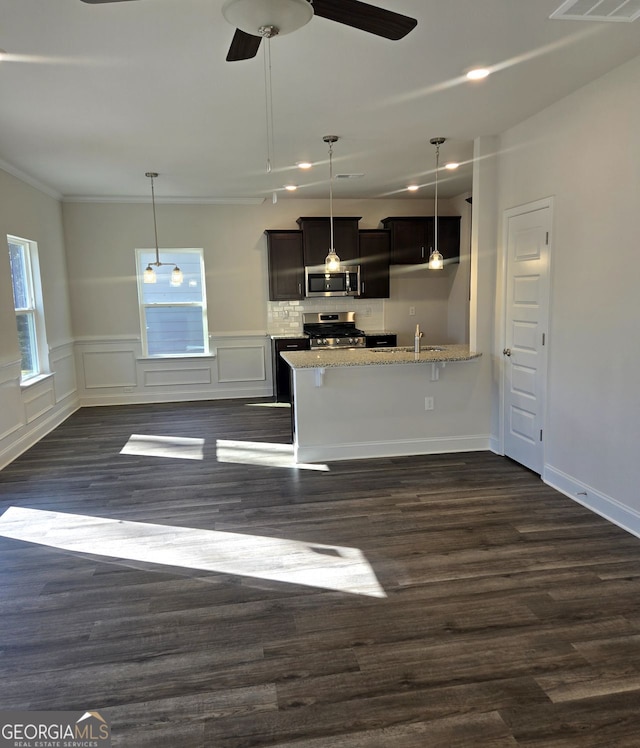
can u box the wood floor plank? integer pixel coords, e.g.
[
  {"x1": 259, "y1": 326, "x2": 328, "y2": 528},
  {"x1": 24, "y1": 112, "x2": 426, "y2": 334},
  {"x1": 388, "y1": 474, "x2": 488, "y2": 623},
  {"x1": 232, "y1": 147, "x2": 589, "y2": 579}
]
[{"x1": 2, "y1": 399, "x2": 640, "y2": 745}]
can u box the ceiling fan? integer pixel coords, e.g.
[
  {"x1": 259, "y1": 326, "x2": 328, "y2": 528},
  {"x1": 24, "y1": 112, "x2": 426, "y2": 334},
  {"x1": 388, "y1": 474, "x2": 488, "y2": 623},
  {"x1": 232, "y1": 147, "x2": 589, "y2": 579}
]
[{"x1": 80, "y1": 0, "x2": 418, "y2": 62}]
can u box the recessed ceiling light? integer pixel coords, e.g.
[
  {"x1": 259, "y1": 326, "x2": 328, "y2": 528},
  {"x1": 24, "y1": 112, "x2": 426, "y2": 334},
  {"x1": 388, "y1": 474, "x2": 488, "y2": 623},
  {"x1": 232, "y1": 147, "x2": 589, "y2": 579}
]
[
  {"x1": 407, "y1": 185, "x2": 420, "y2": 192},
  {"x1": 466, "y1": 68, "x2": 490, "y2": 80},
  {"x1": 284, "y1": 184, "x2": 298, "y2": 191},
  {"x1": 296, "y1": 161, "x2": 312, "y2": 170},
  {"x1": 0, "y1": 49, "x2": 7, "y2": 60},
  {"x1": 444, "y1": 162, "x2": 459, "y2": 170}
]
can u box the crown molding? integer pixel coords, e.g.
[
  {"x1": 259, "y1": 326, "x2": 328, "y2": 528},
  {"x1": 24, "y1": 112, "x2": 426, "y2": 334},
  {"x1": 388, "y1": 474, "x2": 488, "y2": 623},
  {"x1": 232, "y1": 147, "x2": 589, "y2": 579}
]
[
  {"x1": 62, "y1": 195, "x2": 266, "y2": 205},
  {"x1": 0, "y1": 159, "x2": 62, "y2": 200}
]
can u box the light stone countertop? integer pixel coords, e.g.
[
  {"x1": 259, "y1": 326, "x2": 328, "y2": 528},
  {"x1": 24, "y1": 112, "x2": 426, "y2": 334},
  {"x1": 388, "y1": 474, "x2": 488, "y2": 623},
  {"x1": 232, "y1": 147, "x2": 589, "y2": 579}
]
[{"x1": 280, "y1": 345, "x2": 481, "y2": 369}]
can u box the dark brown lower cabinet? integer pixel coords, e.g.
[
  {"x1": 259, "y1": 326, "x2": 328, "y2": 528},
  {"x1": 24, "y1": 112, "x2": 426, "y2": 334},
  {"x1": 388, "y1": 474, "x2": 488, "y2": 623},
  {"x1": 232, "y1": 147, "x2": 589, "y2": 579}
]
[
  {"x1": 365, "y1": 334, "x2": 397, "y2": 348},
  {"x1": 272, "y1": 337, "x2": 310, "y2": 402}
]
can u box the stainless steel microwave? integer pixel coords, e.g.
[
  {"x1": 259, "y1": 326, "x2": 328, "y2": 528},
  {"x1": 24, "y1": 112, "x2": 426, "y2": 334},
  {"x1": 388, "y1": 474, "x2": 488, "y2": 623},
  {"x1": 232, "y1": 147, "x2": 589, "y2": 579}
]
[{"x1": 305, "y1": 265, "x2": 360, "y2": 298}]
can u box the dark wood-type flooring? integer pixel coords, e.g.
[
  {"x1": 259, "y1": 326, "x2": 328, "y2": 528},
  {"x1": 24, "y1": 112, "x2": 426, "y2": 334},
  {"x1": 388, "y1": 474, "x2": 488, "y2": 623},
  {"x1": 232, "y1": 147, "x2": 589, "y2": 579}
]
[{"x1": 2, "y1": 399, "x2": 640, "y2": 747}]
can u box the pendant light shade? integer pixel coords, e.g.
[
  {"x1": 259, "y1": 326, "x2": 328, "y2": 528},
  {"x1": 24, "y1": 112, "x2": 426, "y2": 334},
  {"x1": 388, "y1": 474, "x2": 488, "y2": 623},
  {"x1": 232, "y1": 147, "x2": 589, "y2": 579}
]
[
  {"x1": 143, "y1": 264, "x2": 157, "y2": 283},
  {"x1": 428, "y1": 137, "x2": 445, "y2": 271},
  {"x1": 143, "y1": 172, "x2": 183, "y2": 285},
  {"x1": 323, "y1": 135, "x2": 341, "y2": 272}
]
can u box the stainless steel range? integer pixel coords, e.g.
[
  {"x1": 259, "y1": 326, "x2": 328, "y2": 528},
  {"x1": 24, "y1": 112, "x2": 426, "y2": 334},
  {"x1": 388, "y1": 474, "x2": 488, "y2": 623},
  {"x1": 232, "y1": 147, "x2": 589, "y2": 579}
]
[{"x1": 303, "y1": 312, "x2": 366, "y2": 350}]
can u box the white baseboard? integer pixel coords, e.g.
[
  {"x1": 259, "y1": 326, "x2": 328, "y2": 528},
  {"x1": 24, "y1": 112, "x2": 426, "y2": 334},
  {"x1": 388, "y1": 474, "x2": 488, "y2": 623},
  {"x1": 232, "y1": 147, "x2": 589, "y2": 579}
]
[
  {"x1": 296, "y1": 435, "x2": 491, "y2": 464},
  {"x1": 78, "y1": 385, "x2": 274, "y2": 407},
  {"x1": 544, "y1": 464, "x2": 640, "y2": 539}
]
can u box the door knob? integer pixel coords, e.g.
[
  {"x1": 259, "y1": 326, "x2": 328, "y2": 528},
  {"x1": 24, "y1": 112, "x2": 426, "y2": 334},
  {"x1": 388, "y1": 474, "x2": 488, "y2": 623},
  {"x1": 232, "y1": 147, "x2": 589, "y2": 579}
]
[{"x1": 503, "y1": 348, "x2": 512, "y2": 357}]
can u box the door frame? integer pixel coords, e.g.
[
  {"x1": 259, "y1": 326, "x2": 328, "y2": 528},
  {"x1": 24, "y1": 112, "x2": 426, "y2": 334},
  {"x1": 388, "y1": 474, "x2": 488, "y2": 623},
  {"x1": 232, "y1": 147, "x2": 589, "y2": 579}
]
[{"x1": 497, "y1": 196, "x2": 554, "y2": 469}]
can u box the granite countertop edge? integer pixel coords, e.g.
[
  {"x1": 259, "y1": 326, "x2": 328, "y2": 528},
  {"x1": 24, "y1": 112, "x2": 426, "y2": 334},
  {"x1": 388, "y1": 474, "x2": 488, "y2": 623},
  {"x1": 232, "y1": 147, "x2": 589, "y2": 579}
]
[{"x1": 280, "y1": 345, "x2": 482, "y2": 369}]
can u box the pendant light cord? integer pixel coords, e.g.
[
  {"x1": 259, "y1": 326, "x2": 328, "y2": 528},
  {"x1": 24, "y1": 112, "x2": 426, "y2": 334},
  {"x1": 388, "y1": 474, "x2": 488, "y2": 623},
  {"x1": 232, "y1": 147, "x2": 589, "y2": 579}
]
[
  {"x1": 434, "y1": 143, "x2": 439, "y2": 255},
  {"x1": 263, "y1": 38, "x2": 275, "y2": 174},
  {"x1": 329, "y1": 139, "x2": 335, "y2": 251},
  {"x1": 147, "y1": 172, "x2": 160, "y2": 266}
]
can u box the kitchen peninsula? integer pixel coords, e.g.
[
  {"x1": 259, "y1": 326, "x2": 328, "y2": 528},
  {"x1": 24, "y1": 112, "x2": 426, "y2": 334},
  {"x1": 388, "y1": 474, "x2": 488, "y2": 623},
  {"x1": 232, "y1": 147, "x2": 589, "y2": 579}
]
[{"x1": 281, "y1": 346, "x2": 485, "y2": 464}]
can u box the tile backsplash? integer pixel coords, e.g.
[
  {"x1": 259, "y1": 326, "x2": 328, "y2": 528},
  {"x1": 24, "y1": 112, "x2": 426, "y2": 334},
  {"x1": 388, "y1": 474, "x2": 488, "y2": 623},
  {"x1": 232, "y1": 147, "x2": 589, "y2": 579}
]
[{"x1": 267, "y1": 298, "x2": 385, "y2": 336}]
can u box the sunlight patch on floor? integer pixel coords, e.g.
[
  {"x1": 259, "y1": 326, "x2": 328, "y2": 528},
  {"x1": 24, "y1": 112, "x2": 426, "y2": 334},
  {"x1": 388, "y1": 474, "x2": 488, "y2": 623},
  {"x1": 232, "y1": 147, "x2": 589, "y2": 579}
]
[
  {"x1": 245, "y1": 402, "x2": 291, "y2": 408},
  {"x1": 0, "y1": 507, "x2": 386, "y2": 598},
  {"x1": 216, "y1": 439, "x2": 329, "y2": 472},
  {"x1": 121, "y1": 434, "x2": 205, "y2": 460}
]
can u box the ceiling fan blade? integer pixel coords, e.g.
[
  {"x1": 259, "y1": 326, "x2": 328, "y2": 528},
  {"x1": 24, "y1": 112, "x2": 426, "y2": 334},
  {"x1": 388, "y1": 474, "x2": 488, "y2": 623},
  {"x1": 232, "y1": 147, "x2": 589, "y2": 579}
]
[
  {"x1": 226, "y1": 28, "x2": 263, "y2": 62},
  {"x1": 312, "y1": 0, "x2": 417, "y2": 40}
]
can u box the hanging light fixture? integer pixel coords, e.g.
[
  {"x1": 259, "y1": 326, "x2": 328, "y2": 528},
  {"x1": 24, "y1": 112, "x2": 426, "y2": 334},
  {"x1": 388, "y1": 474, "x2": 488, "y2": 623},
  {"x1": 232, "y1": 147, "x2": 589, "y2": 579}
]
[
  {"x1": 323, "y1": 135, "x2": 340, "y2": 272},
  {"x1": 428, "y1": 138, "x2": 445, "y2": 270},
  {"x1": 143, "y1": 172, "x2": 183, "y2": 286}
]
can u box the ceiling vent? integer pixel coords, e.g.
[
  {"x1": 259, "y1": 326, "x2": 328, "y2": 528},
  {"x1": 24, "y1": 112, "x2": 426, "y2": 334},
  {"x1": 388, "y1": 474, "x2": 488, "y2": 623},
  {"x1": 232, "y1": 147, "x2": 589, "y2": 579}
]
[
  {"x1": 550, "y1": 0, "x2": 640, "y2": 21},
  {"x1": 335, "y1": 173, "x2": 365, "y2": 179}
]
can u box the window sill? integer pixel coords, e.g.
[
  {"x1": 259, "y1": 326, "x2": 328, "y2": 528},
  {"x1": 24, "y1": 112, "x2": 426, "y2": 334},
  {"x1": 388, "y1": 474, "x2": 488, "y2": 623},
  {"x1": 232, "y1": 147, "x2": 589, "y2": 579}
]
[{"x1": 20, "y1": 372, "x2": 53, "y2": 390}]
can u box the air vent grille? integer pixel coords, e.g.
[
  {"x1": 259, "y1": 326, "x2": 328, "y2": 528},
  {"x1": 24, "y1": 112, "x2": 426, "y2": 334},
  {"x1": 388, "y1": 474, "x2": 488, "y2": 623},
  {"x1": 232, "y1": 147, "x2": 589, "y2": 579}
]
[
  {"x1": 335, "y1": 173, "x2": 365, "y2": 179},
  {"x1": 550, "y1": 0, "x2": 640, "y2": 21}
]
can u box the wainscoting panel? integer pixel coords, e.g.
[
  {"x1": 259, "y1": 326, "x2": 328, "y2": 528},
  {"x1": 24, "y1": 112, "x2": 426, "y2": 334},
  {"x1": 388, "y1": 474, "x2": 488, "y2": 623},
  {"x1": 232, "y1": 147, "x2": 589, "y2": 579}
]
[
  {"x1": 0, "y1": 355, "x2": 78, "y2": 471},
  {"x1": 23, "y1": 377, "x2": 56, "y2": 424},
  {"x1": 217, "y1": 346, "x2": 266, "y2": 383},
  {"x1": 0, "y1": 359, "x2": 24, "y2": 443},
  {"x1": 50, "y1": 342, "x2": 77, "y2": 403},
  {"x1": 143, "y1": 366, "x2": 212, "y2": 387},
  {"x1": 82, "y1": 350, "x2": 137, "y2": 389},
  {"x1": 74, "y1": 335, "x2": 273, "y2": 406}
]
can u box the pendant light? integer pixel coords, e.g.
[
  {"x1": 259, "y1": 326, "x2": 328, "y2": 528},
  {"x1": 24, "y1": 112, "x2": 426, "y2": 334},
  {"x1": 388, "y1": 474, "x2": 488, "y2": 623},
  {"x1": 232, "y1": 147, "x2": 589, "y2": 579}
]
[
  {"x1": 143, "y1": 172, "x2": 183, "y2": 286},
  {"x1": 428, "y1": 137, "x2": 445, "y2": 271},
  {"x1": 323, "y1": 135, "x2": 340, "y2": 272}
]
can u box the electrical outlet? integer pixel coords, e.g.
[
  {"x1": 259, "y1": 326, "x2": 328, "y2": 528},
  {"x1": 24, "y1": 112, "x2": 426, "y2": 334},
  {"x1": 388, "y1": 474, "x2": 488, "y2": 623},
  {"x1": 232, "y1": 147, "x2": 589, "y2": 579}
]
[
  {"x1": 424, "y1": 396, "x2": 434, "y2": 411},
  {"x1": 409, "y1": 306, "x2": 416, "y2": 316}
]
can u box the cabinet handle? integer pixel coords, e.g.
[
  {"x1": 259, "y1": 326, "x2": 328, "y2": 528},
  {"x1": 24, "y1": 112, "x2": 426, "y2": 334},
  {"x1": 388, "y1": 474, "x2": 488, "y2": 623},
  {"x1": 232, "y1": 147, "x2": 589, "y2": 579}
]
[
  {"x1": 361, "y1": 282, "x2": 365, "y2": 294},
  {"x1": 421, "y1": 246, "x2": 425, "y2": 259},
  {"x1": 298, "y1": 283, "x2": 302, "y2": 295}
]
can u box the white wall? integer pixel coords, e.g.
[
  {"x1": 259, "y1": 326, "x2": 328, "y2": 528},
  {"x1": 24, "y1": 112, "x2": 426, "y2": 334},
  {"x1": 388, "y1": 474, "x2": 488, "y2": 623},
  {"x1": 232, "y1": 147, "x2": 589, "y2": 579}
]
[
  {"x1": 495, "y1": 54, "x2": 640, "y2": 528},
  {"x1": 62, "y1": 196, "x2": 466, "y2": 404},
  {"x1": 0, "y1": 169, "x2": 77, "y2": 469}
]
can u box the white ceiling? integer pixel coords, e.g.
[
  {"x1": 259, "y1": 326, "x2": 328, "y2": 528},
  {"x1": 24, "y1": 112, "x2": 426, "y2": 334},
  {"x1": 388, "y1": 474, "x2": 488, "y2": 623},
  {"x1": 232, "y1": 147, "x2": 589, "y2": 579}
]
[{"x1": 0, "y1": 0, "x2": 639, "y2": 201}]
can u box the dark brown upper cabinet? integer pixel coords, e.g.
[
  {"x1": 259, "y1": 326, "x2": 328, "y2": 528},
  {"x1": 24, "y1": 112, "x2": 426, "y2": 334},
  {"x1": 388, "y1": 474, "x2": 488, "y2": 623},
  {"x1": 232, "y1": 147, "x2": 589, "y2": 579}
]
[
  {"x1": 358, "y1": 229, "x2": 391, "y2": 298},
  {"x1": 381, "y1": 216, "x2": 461, "y2": 265},
  {"x1": 265, "y1": 230, "x2": 305, "y2": 301},
  {"x1": 296, "y1": 217, "x2": 361, "y2": 266}
]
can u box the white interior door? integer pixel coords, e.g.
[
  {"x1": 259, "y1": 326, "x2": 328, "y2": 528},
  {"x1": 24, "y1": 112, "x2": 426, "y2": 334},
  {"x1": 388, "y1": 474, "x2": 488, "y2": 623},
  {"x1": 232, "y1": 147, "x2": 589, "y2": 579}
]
[{"x1": 503, "y1": 201, "x2": 551, "y2": 474}]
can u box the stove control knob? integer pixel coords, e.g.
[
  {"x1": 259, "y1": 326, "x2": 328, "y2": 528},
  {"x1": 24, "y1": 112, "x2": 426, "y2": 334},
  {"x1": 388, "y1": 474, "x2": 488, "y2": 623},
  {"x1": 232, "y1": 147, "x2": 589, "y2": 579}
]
[{"x1": 322, "y1": 338, "x2": 328, "y2": 345}]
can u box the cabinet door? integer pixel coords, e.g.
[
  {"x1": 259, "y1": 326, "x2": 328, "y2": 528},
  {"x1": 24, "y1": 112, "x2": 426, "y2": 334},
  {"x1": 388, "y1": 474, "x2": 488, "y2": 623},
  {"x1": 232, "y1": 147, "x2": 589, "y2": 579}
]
[
  {"x1": 382, "y1": 217, "x2": 461, "y2": 265},
  {"x1": 266, "y1": 231, "x2": 305, "y2": 301},
  {"x1": 297, "y1": 217, "x2": 360, "y2": 266},
  {"x1": 273, "y1": 337, "x2": 310, "y2": 402},
  {"x1": 435, "y1": 217, "x2": 461, "y2": 263},
  {"x1": 358, "y1": 230, "x2": 390, "y2": 298},
  {"x1": 383, "y1": 218, "x2": 429, "y2": 264}
]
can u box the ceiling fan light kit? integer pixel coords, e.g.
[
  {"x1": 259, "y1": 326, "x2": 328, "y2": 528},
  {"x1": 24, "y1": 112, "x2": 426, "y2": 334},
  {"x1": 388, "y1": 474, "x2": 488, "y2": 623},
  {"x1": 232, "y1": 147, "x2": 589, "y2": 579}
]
[{"x1": 222, "y1": 0, "x2": 314, "y2": 36}]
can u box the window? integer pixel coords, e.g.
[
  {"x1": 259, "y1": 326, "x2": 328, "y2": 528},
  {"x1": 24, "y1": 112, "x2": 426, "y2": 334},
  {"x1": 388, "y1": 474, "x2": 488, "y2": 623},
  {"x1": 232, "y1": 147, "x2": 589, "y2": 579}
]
[
  {"x1": 8, "y1": 235, "x2": 46, "y2": 382},
  {"x1": 136, "y1": 248, "x2": 209, "y2": 357}
]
